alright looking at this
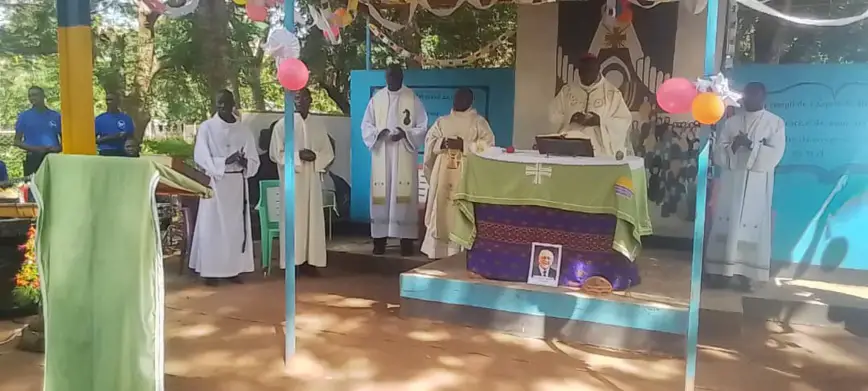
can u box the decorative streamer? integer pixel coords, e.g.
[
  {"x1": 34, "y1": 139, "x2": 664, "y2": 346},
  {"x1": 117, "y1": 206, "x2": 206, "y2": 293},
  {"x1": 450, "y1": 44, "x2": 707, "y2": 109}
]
[
  {"x1": 723, "y1": 0, "x2": 738, "y2": 70},
  {"x1": 368, "y1": 23, "x2": 514, "y2": 67},
  {"x1": 141, "y1": 0, "x2": 201, "y2": 18},
  {"x1": 347, "y1": 0, "x2": 359, "y2": 20},
  {"x1": 362, "y1": 0, "x2": 861, "y2": 33},
  {"x1": 309, "y1": 5, "x2": 342, "y2": 44},
  {"x1": 361, "y1": 0, "x2": 671, "y2": 32}
]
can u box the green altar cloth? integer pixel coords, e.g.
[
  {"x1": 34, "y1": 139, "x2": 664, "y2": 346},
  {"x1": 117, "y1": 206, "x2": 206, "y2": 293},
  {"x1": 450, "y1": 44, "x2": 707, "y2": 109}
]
[
  {"x1": 32, "y1": 155, "x2": 210, "y2": 391},
  {"x1": 451, "y1": 152, "x2": 652, "y2": 260}
]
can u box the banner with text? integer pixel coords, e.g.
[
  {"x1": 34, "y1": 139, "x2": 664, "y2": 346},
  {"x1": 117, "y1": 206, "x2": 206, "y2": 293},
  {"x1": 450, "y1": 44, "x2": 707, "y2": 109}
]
[{"x1": 733, "y1": 64, "x2": 868, "y2": 270}]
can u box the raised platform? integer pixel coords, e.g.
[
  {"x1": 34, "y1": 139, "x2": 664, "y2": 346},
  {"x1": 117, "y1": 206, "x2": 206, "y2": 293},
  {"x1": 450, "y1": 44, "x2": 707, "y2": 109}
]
[
  {"x1": 388, "y1": 244, "x2": 868, "y2": 355},
  {"x1": 399, "y1": 250, "x2": 698, "y2": 356}
]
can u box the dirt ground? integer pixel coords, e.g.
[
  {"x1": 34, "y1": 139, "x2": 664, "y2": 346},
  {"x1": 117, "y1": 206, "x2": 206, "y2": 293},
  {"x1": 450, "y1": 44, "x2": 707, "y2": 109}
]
[{"x1": 2, "y1": 264, "x2": 868, "y2": 391}]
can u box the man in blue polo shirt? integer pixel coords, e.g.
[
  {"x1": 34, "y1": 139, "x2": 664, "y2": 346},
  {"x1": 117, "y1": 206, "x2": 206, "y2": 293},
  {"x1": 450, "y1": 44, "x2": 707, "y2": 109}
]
[
  {"x1": 95, "y1": 92, "x2": 135, "y2": 156},
  {"x1": 14, "y1": 86, "x2": 62, "y2": 176}
]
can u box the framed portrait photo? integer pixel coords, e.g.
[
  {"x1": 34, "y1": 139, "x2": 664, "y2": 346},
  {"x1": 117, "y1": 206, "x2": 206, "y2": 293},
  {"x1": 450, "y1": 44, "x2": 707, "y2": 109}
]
[{"x1": 527, "y1": 242, "x2": 563, "y2": 287}]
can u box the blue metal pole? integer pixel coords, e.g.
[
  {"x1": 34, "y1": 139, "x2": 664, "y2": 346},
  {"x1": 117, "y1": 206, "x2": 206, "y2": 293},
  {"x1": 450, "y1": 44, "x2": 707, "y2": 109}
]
[
  {"x1": 283, "y1": 0, "x2": 297, "y2": 364},
  {"x1": 685, "y1": 0, "x2": 720, "y2": 389},
  {"x1": 365, "y1": 15, "x2": 372, "y2": 70}
]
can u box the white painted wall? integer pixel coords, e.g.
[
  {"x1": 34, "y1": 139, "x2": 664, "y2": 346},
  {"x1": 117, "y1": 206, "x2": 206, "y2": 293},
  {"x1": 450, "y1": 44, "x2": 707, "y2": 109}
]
[{"x1": 513, "y1": 2, "x2": 727, "y2": 238}]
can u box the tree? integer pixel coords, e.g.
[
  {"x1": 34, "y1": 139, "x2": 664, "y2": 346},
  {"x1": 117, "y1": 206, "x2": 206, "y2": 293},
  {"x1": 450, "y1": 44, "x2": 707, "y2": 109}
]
[
  {"x1": 299, "y1": 3, "x2": 517, "y2": 114},
  {"x1": 737, "y1": 0, "x2": 868, "y2": 64}
]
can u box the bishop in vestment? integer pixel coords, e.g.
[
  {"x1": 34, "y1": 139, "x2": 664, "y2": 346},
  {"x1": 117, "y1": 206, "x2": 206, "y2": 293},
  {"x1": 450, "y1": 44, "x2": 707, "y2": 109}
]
[
  {"x1": 705, "y1": 82, "x2": 786, "y2": 291},
  {"x1": 361, "y1": 64, "x2": 429, "y2": 255},
  {"x1": 422, "y1": 88, "x2": 495, "y2": 259},
  {"x1": 189, "y1": 90, "x2": 260, "y2": 285},
  {"x1": 269, "y1": 88, "x2": 334, "y2": 274},
  {"x1": 548, "y1": 54, "x2": 632, "y2": 158}
]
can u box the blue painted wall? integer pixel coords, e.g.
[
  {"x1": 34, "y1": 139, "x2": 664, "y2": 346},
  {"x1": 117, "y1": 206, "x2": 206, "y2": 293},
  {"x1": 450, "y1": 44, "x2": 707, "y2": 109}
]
[
  {"x1": 732, "y1": 64, "x2": 868, "y2": 269},
  {"x1": 349, "y1": 68, "x2": 516, "y2": 222}
]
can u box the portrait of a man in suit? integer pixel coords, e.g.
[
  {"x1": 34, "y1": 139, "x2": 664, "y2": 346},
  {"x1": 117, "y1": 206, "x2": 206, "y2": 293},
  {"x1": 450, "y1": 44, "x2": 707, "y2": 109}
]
[{"x1": 528, "y1": 244, "x2": 562, "y2": 287}]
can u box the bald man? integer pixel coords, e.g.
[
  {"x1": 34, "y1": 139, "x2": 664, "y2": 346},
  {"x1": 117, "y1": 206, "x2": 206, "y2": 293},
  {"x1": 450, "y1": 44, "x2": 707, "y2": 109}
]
[
  {"x1": 548, "y1": 54, "x2": 632, "y2": 158},
  {"x1": 531, "y1": 249, "x2": 558, "y2": 279}
]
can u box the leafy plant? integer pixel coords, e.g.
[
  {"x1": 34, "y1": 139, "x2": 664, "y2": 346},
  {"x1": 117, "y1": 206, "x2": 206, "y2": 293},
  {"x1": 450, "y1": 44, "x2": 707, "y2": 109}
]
[{"x1": 13, "y1": 225, "x2": 40, "y2": 308}]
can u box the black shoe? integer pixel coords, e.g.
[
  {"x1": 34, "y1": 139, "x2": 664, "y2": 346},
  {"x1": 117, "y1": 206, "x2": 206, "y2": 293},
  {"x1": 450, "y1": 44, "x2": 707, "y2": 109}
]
[
  {"x1": 227, "y1": 276, "x2": 244, "y2": 284},
  {"x1": 204, "y1": 278, "x2": 219, "y2": 287},
  {"x1": 400, "y1": 239, "x2": 415, "y2": 257},
  {"x1": 373, "y1": 238, "x2": 387, "y2": 255}
]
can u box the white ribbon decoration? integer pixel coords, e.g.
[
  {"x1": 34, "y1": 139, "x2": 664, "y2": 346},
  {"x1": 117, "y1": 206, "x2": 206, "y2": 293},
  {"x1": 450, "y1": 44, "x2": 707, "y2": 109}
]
[
  {"x1": 363, "y1": 0, "x2": 868, "y2": 32},
  {"x1": 163, "y1": 0, "x2": 200, "y2": 18},
  {"x1": 308, "y1": 5, "x2": 342, "y2": 44},
  {"x1": 362, "y1": 0, "x2": 675, "y2": 32},
  {"x1": 696, "y1": 73, "x2": 742, "y2": 107},
  {"x1": 263, "y1": 28, "x2": 301, "y2": 69},
  {"x1": 737, "y1": 0, "x2": 868, "y2": 26}
]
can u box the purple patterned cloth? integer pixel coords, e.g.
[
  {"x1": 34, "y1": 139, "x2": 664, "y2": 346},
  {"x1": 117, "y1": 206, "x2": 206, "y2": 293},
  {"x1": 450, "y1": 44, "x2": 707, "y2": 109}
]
[{"x1": 466, "y1": 203, "x2": 640, "y2": 291}]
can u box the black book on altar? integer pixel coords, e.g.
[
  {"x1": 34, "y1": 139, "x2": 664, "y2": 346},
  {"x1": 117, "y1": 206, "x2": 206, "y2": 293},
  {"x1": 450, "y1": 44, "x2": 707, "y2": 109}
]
[{"x1": 535, "y1": 136, "x2": 595, "y2": 157}]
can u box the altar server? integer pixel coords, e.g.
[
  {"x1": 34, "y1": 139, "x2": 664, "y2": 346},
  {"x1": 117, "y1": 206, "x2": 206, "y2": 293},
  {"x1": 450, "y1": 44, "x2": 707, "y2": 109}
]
[
  {"x1": 422, "y1": 88, "x2": 495, "y2": 259},
  {"x1": 269, "y1": 88, "x2": 334, "y2": 274},
  {"x1": 189, "y1": 90, "x2": 260, "y2": 286},
  {"x1": 548, "y1": 54, "x2": 632, "y2": 158},
  {"x1": 705, "y1": 82, "x2": 785, "y2": 292},
  {"x1": 361, "y1": 64, "x2": 429, "y2": 256}
]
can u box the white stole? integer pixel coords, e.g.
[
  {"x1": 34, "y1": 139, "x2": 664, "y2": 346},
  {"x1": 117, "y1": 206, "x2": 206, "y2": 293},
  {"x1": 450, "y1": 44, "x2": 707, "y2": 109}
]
[{"x1": 371, "y1": 88, "x2": 417, "y2": 205}]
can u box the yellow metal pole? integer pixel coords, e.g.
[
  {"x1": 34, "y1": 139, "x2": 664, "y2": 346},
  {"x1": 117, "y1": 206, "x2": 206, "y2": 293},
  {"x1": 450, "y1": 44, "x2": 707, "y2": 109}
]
[{"x1": 56, "y1": 0, "x2": 96, "y2": 155}]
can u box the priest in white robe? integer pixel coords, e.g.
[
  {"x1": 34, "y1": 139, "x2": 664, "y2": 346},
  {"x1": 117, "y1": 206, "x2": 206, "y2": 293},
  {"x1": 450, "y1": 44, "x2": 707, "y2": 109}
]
[
  {"x1": 422, "y1": 88, "x2": 495, "y2": 259},
  {"x1": 361, "y1": 64, "x2": 429, "y2": 256},
  {"x1": 547, "y1": 54, "x2": 632, "y2": 158},
  {"x1": 705, "y1": 82, "x2": 786, "y2": 292},
  {"x1": 269, "y1": 88, "x2": 334, "y2": 275},
  {"x1": 189, "y1": 90, "x2": 260, "y2": 286}
]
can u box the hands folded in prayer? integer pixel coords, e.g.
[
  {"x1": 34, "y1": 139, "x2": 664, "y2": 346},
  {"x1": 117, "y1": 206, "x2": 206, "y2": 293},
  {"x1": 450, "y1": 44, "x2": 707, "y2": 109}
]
[
  {"x1": 440, "y1": 137, "x2": 464, "y2": 151},
  {"x1": 378, "y1": 128, "x2": 407, "y2": 142},
  {"x1": 570, "y1": 111, "x2": 601, "y2": 126},
  {"x1": 298, "y1": 149, "x2": 317, "y2": 162}
]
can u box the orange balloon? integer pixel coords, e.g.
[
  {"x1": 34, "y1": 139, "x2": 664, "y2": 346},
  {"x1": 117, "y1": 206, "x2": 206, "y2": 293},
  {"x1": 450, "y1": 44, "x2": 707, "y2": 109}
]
[{"x1": 691, "y1": 92, "x2": 725, "y2": 125}]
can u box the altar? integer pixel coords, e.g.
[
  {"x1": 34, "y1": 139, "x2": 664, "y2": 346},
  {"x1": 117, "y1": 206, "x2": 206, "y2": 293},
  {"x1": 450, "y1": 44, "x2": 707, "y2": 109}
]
[{"x1": 451, "y1": 148, "x2": 652, "y2": 292}]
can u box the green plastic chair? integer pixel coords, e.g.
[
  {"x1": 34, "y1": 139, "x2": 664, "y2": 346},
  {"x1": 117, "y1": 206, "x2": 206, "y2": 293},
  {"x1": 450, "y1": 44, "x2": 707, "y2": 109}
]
[{"x1": 257, "y1": 179, "x2": 281, "y2": 274}]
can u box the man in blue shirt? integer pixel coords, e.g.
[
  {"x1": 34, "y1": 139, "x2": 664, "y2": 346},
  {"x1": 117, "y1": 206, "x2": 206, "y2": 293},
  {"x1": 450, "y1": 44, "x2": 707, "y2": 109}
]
[
  {"x1": 14, "y1": 86, "x2": 62, "y2": 176},
  {"x1": 95, "y1": 92, "x2": 135, "y2": 156},
  {"x1": 0, "y1": 160, "x2": 8, "y2": 183}
]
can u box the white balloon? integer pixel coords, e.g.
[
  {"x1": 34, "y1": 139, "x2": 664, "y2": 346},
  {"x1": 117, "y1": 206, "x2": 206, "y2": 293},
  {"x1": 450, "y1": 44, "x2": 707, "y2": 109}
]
[{"x1": 263, "y1": 28, "x2": 301, "y2": 69}]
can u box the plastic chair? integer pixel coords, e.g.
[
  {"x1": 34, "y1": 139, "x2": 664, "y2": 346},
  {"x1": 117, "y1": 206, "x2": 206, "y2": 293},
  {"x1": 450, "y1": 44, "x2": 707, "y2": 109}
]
[
  {"x1": 322, "y1": 189, "x2": 338, "y2": 241},
  {"x1": 257, "y1": 179, "x2": 281, "y2": 274}
]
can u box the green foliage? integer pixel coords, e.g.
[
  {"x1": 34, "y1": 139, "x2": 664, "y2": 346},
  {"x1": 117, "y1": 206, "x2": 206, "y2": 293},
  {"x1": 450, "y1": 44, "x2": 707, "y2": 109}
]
[
  {"x1": 0, "y1": 0, "x2": 519, "y2": 132},
  {"x1": 12, "y1": 285, "x2": 41, "y2": 308},
  {"x1": 141, "y1": 138, "x2": 195, "y2": 158}
]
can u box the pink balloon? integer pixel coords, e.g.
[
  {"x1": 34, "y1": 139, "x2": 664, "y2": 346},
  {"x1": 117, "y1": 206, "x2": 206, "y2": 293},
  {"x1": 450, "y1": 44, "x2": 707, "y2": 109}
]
[
  {"x1": 656, "y1": 78, "x2": 698, "y2": 114},
  {"x1": 246, "y1": 2, "x2": 267, "y2": 22},
  {"x1": 277, "y1": 58, "x2": 309, "y2": 91}
]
